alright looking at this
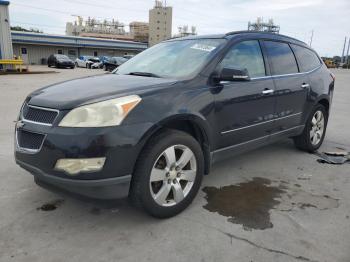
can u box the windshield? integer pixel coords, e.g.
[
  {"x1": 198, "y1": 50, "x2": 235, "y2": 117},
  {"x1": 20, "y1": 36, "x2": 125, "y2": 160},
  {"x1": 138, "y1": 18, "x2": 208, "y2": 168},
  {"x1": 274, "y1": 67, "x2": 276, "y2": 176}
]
[{"x1": 115, "y1": 38, "x2": 226, "y2": 79}]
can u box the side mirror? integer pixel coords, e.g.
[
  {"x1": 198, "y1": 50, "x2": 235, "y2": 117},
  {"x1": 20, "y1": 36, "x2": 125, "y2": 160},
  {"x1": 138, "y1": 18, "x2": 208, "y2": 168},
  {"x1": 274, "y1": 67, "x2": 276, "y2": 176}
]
[{"x1": 219, "y1": 67, "x2": 250, "y2": 82}]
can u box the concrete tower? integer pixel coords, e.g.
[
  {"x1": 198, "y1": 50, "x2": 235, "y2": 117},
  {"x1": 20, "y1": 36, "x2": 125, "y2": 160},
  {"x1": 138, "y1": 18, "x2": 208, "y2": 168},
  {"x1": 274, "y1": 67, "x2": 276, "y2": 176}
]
[
  {"x1": 0, "y1": 0, "x2": 13, "y2": 68},
  {"x1": 149, "y1": 0, "x2": 172, "y2": 46}
]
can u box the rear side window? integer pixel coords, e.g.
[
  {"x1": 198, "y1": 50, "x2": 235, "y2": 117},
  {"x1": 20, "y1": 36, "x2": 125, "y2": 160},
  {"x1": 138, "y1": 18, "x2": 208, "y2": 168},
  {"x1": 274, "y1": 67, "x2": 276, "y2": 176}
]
[
  {"x1": 291, "y1": 44, "x2": 321, "y2": 72},
  {"x1": 220, "y1": 40, "x2": 266, "y2": 78},
  {"x1": 264, "y1": 41, "x2": 298, "y2": 75}
]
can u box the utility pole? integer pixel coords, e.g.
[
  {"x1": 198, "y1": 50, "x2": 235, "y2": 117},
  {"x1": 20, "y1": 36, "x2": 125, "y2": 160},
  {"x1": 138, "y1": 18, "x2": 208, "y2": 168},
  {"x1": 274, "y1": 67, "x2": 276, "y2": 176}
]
[
  {"x1": 346, "y1": 37, "x2": 350, "y2": 67},
  {"x1": 341, "y1": 37, "x2": 347, "y2": 63},
  {"x1": 309, "y1": 30, "x2": 314, "y2": 47}
]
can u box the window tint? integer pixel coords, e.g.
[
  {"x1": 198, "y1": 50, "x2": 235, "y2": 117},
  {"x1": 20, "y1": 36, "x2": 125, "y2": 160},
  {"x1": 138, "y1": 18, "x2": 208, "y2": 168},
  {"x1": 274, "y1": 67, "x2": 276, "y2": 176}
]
[
  {"x1": 220, "y1": 40, "x2": 265, "y2": 78},
  {"x1": 264, "y1": 41, "x2": 298, "y2": 75},
  {"x1": 291, "y1": 44, "x2": 320, "y2": 72}
]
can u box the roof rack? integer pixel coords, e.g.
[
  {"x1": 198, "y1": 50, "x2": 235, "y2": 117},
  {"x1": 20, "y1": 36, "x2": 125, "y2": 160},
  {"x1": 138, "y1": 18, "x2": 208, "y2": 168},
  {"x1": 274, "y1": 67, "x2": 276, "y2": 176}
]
[{"x1": 225, "y1": 30, "x2": 305, "y2": 44}]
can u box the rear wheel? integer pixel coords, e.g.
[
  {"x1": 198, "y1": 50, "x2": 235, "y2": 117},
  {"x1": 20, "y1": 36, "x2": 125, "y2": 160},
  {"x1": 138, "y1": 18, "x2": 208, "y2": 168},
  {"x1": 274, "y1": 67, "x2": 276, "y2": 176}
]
[
  {"x1": 130, "y1": 130, "x2": 204, "y2": 218},
  {"x1": 293, "y1": 104, "x2": 328, "y2": 152}
]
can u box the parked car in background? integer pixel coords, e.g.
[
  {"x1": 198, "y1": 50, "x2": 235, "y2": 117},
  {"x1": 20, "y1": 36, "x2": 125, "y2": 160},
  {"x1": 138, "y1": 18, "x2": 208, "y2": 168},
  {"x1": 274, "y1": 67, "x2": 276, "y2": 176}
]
[
  {"x1": 75, "y1": 56, "x2": 91, "y2": 68},
  {"x1": 47, "y1": 54, "x2": 75, "y2": 69},
  {"x1": 15, "y1": 31, "x2": 334, "y2": 218},
  {"x1": 99, "y1": 56, "x2": 110, "y2": 67},
  {"x1": 103, "y1": 57, "x2": 128, "y2": 71},
  {"x1": 87, "y1": 57, "x2": 101, "y2": 69},
  {"x1": 75, "y1": 56, "x2": 100, "y2": 68}
]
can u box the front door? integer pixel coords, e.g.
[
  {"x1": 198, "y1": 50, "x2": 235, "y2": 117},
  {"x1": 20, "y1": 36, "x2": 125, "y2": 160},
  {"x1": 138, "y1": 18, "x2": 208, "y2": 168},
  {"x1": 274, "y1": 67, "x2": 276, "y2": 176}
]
[
  {"x1": 213, "y1": 40, "x2": 277, "y2": 150},
  {"x1": 20, "y1": 47, "x2": 28, "y2": 64}
]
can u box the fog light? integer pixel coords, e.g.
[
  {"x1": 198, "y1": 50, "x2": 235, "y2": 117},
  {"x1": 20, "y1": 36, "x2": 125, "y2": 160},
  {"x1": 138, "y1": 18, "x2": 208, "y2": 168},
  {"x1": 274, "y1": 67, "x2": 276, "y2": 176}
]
[{"x1": 54, "y1": 157, "x2": 106, "y2": 175}]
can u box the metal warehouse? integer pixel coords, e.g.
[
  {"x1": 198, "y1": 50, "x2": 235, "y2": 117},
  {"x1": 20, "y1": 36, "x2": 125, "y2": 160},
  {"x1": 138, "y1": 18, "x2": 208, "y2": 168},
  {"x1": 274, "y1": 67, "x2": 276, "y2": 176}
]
[{"x1": 11, "y1": 31, "x2": 148, "y2": 65}]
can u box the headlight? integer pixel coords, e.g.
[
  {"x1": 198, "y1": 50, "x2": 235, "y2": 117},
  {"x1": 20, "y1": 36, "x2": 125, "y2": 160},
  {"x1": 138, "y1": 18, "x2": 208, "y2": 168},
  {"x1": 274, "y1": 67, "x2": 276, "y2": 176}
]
[{"x1": 59, "y1": 95, "x2": 141, "y2": 127}]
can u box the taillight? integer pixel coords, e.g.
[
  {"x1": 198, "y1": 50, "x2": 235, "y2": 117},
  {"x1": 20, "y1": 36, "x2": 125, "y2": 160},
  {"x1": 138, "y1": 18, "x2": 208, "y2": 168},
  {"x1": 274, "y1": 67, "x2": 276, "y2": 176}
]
[{"x1": 330, "y1": 72, "x2": 335, "y2": 81}]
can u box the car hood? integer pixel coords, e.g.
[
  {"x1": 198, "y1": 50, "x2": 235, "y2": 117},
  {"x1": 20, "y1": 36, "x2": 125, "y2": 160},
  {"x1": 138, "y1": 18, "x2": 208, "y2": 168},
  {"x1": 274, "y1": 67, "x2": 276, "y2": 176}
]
[{"x1": 27, "y1": 74, "x2": 177, "y2": 110}]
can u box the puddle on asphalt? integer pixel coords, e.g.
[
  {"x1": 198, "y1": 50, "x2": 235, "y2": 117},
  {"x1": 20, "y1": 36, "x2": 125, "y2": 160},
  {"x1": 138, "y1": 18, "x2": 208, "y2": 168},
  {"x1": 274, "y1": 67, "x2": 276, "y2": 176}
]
[
  {"x1": 203, "y1": 178, "x2": 285, "y2": 230},
  {"x1": 202, "y1": 178, "x2": 339, "y2": 231},
  {"x1": 37, "y1": 199, "x2": 64, "y2": 211}
]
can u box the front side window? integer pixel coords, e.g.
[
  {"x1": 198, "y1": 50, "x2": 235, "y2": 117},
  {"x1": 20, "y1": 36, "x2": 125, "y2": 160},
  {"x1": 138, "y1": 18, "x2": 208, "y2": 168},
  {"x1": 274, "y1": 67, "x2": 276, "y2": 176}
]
[
  {"x1": 116, "y1": 38, "x2": 226, "y2": 79},
  {"x1": 264, "y1": 41, "x2": 298, "y2": 75},
  {"x1": 291, "y1": 44, "x2": 321, "y2": 72},
  {"x1": 219, "y1": 40, "x2": 266, "y2": 78}
]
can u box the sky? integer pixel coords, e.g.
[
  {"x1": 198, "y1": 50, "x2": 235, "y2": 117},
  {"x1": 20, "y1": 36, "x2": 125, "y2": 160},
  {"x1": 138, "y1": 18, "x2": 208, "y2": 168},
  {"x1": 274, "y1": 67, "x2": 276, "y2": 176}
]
[{"x1": 7, "y1": 0, "x2": 350, "y2": 57}]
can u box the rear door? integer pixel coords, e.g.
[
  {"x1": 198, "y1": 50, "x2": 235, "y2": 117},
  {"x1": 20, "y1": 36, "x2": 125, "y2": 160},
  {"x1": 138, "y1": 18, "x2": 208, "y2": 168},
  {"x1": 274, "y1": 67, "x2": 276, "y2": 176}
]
[
  {"x1": 263, "y1": 40, "x2": 308, "y2": 132},
  {"x1": 213, "y1": 40, "x2": 277, "y2": 149}
]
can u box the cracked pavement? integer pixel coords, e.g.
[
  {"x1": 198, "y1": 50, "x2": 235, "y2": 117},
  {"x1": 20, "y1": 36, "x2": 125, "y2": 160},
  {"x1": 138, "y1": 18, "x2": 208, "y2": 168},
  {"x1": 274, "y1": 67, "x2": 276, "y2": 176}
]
[{"x1": 0, "y1": 67, "x2": 349, "y2": 262}]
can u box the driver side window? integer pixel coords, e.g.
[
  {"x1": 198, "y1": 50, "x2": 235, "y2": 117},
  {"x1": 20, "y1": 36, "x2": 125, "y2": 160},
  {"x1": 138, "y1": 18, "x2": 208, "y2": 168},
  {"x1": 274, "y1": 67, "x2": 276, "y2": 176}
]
[{"x1": 220, "y1": 40, "x2": 266, "y2": 78}]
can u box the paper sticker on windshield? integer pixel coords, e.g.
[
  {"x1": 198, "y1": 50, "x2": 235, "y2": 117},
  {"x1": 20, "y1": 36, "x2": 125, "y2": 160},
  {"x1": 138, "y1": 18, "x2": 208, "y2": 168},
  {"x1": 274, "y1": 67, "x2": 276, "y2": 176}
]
[{"x1": 190, "y1": 44, "x2": 216, "y2": 52}]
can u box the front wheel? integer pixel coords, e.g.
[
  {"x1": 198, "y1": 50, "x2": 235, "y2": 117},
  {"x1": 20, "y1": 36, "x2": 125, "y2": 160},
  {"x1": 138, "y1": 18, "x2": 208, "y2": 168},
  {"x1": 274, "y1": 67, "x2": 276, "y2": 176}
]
[
  {"x1": 130, "y1": 130, "x2": 204, "y2": 218},
  {"x1": 293, "y1": 104, "x2": 328, "y2": 152}
]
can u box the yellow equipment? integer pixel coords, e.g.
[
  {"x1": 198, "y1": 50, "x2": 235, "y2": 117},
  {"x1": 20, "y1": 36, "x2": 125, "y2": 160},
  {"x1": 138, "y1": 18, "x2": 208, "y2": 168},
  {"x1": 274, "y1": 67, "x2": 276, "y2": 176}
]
[{"x1": 0, "y1": 58, "x2": 25, "y2": 72}]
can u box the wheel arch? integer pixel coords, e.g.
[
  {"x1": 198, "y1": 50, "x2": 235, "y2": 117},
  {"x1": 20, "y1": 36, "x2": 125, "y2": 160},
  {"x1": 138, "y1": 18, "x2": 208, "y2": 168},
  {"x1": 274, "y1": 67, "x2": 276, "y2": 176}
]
[
  {"x1": 316, "y1": 97, "x2": 330, "y2": 114},
  {"x1": 137, "y1": 114, "x2": 213, "y2": 175}
]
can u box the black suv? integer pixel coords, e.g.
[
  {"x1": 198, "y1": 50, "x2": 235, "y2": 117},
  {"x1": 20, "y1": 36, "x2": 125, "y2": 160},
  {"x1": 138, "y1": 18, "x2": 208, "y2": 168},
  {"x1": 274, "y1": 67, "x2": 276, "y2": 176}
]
[
  {"x1": 15, "y1": 31, "x2": 334, "y2": 218},
  {"x1": 48, "y1": 54, "x2": 75, "y2": 69}
]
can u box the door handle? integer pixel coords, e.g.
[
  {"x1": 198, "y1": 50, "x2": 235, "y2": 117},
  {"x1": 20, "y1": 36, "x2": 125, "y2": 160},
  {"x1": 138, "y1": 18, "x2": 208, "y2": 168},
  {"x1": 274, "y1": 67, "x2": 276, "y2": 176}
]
[
  {"x1": 301, "y1": 83, "x2": 310, "y2": 88},
  {"x1": 262, "y1": 89, "x2": 274, "y2": 95}
]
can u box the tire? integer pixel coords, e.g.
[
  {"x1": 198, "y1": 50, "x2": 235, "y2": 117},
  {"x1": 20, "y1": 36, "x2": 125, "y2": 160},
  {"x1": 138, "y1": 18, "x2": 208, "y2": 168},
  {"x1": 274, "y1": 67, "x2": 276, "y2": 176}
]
[
  {"x1": 130, "y1": 129, "x2": 204, "y2": 218},
  {"x1": 293, "y1": 104, "x2": 328, "y2": 152}
]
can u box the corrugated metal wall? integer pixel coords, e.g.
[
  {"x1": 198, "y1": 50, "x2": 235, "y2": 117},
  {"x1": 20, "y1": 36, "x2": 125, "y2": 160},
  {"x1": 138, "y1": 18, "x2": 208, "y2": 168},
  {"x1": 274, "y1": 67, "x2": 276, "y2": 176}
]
[{"x1": 12, "y1": 44, "x2": 139, "y2": 65}]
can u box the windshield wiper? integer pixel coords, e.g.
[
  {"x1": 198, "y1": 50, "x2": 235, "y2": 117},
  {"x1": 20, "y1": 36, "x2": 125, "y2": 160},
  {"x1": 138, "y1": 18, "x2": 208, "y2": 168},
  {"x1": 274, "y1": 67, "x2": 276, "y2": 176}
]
[{"x1": 128, "y1": 72, "x2": 161, "y2": 78}]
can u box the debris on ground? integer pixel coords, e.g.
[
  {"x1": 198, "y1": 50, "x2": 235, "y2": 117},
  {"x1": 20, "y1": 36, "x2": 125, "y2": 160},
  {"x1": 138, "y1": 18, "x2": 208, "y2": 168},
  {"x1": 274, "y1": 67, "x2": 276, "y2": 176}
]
[
  {"x1": 37, "y1": 199, "x2": 64, "y2": 211},
  {"x1": 316, "y1": 151, "x2": 350, "y2": 165}
]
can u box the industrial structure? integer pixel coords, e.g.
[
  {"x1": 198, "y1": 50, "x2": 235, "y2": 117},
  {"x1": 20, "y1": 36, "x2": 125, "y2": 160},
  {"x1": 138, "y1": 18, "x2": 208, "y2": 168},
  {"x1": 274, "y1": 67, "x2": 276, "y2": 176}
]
[
  {"x1": 66, "y1": 16, "x2": 150, "y2": 43},
  {"x1": 11, "y1": 31, "x2": 147, "y2": 65},
  {"x1": 149, "y1": 0, "x2": 172, "y2": 46},
  {"x1": 0, "y1": 0, "x2": 191, "y2": 67},
  {"x1": 341, "y1": 37, "x2": 350, "y2": 65},
  {"x1": 173, "y1": 25, "x2": 197, "y2": 38},
  {"x1": 248, "y1": 17, "x2": 280, "y2": 34},
  {"x1": 0, "y1": 0, "x2": 13, "y2": 69},
  {"x1": 129, "y1": 21, "x2": 149, "y2": 43}
]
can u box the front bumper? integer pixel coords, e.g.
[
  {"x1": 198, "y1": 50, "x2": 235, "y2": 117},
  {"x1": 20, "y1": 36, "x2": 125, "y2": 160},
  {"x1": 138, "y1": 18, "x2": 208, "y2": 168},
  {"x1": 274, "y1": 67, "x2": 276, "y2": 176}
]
[
  {"x1": 15, "y1": 118, "x2": 153, "y2": 199},
  {"x1": 17, "y1": 160, "x2": 131, "y2": 199}
]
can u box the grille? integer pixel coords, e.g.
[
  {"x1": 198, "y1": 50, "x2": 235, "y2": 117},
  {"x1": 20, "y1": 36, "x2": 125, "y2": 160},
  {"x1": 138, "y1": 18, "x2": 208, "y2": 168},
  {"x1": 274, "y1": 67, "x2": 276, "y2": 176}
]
[
  {"x1": 22, "y1": 104, "x2": 58, "y2": 125},
  {"x1": 17, "y1": 130, "x2": 45, "y2": 150}
]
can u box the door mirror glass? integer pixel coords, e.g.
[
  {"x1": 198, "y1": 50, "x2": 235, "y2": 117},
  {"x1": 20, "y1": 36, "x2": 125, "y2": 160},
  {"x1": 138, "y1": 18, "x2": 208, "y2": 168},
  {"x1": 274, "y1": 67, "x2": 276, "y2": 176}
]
[{"x1": 219, "y1": 67, "x2": 250, "y2": 81}]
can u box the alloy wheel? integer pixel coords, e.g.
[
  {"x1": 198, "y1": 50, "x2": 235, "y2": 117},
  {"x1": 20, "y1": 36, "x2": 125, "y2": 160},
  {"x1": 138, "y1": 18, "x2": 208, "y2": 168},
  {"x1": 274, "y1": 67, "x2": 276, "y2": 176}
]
[
  {"x1": 310, "y1": 110, "x2": 325, "y2": 145},
  {"x1": 149, "y1": 145, "x2": 197, "y2": 207}
]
